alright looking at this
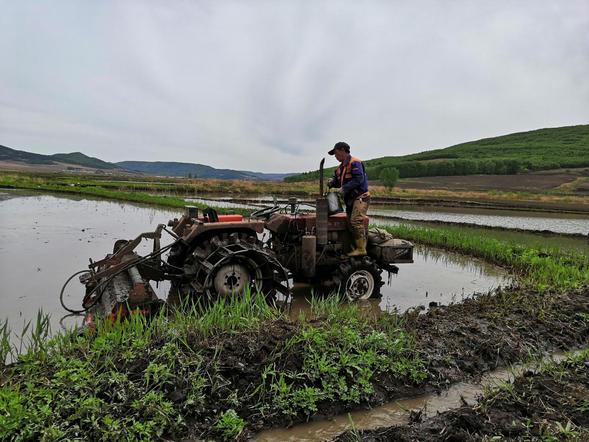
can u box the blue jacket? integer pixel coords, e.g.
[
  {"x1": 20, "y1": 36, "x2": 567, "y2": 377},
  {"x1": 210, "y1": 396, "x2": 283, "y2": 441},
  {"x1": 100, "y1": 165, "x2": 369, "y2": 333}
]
[{"x1": 331, "y1": 155, "x2": 369, "y2": 207}]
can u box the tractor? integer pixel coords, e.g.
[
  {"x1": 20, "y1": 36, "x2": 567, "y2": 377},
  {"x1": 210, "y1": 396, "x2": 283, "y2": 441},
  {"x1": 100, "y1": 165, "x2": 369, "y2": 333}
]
[{"x1": 68, "y1": 160, "x2": 413, "y2": 325}]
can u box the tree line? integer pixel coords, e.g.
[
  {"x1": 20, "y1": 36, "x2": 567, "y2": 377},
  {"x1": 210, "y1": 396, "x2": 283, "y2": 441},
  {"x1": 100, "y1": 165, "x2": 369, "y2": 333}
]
[{"x1": 285, "y1": 157, "x2": 589, "y2": 183}]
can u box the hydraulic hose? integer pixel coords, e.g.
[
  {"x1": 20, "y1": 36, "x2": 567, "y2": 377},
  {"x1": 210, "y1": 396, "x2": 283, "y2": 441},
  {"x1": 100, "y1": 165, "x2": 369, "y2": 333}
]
[
  {"x1": 59, "y1": 241, "x2": 178, "y2": 314},
  {"x1": 59, "y1": 270, "x2": 93, "y2": 314}
]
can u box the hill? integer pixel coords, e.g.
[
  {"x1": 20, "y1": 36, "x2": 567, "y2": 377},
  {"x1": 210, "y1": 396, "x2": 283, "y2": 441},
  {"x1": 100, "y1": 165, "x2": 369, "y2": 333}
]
[
  {"x1": 0, "y1": 145, "x2": 120, "y2": 171},
  {"x1": 0, "y1": 145, "x2": 55, "y2": 165},
  {"x1": 0, "y1": 145, "x2": 293, "y2": 179},
  {"x1": 51, "y1": 152, "x2": 118, "y2": 170},
  {"x1": 286, "y1": 125, "x2": 589, "y2": 182},
  {"x1": 116, "y1": 161, "x2": 293, "y2": 181}
]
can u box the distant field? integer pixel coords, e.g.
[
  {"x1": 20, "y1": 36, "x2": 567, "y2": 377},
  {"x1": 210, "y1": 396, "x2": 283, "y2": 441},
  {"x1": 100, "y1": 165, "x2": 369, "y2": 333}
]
[
  {"x1": 395, "y1": 168, "x2": 589, "y2": 193},
  {"x1": 1, "y1": 170, "x2": 588, "y2": 213}
]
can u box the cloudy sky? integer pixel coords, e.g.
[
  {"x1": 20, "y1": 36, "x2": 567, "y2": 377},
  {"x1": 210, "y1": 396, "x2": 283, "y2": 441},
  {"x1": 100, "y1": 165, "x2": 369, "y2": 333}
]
[{"x1": 1, "y1": 1, "x2": 588, "y2": 173}]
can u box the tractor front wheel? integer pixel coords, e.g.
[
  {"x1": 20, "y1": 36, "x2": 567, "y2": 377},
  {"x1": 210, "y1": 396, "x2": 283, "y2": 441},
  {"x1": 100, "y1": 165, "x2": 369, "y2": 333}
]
[{"x1": 329, "y1": 257, "x2": 383, "y2": 301}]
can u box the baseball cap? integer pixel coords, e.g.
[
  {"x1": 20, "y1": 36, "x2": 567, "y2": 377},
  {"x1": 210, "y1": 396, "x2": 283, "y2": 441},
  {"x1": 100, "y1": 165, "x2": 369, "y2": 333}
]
[{"x1": 328, "y1": 141, "x2": 350, "y2": 155}]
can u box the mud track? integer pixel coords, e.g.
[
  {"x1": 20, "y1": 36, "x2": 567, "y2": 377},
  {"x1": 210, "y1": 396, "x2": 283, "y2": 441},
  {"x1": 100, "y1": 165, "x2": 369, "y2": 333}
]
[
  {"x1": 334, "y1": 352, "x2": 589, "y2": 441},
  {"x1": 181, "y1": 286, "x2": 589, "y2": 437}
]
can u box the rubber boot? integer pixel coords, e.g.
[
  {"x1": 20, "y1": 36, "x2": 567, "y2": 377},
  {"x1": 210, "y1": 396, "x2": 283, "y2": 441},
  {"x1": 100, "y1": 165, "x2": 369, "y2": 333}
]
[{"x1": 347, "y1": 237, "x2": 367, "y2": 257}]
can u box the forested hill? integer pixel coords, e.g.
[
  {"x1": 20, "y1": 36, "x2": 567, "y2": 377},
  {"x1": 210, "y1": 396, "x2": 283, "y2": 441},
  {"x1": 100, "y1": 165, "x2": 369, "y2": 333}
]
[{"x1": 285, "y1": 125, "x2": 589, "y2": 182}]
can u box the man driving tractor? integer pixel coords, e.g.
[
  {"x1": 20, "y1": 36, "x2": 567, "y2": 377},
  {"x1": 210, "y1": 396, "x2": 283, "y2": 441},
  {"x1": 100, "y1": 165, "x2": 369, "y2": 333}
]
[{"x1": 327, "y1": 141, "x2": 370, "y2": 256}]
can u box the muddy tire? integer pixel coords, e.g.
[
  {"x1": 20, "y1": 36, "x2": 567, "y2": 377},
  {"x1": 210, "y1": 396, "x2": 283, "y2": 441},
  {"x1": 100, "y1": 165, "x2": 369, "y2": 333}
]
[
  {"x1": 328, "y1": 256, "x2": 383, "y2": 301},
  {"x1": 168, "y1": 232, "x2": 289, "y2": 302}
]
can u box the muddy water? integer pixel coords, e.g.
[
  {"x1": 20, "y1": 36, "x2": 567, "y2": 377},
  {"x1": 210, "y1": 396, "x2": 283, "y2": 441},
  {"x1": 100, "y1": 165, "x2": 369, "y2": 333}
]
[
  {"x1": 0, "y1": 192, "x2": 178, "y2": 334},
  {"x1": 0, "y1": 191, "x2": 507, "y2": 334},
  {"x1": 288, "y1": 246, "x2": 510, "y2": 318},
  {"x1": 191, "y1": 195, "x2": 589, "y2": 235},
  {"x1": 255, "y1": 353, "x2": 567, "y2": 442}
]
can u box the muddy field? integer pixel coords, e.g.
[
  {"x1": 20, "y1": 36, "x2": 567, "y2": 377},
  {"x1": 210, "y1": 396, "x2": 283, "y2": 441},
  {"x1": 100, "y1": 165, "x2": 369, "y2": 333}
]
[
  {"x1": 253, "y1": 286, "x2": 589, "y2": 436},
  {"x1": 335, "y1": 351, "x2": 589, "y2": 441},
  {"x1": 1, "y1": 191, "x2": 588, "y2": 441},
  {"x1": 395, "y1": 168, "x2": 589, "y2": 193}
]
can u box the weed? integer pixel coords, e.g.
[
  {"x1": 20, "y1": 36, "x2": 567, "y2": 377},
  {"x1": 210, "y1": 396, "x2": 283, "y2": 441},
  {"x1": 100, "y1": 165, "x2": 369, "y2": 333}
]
[
  {"x1": 213, "y1": 409, "x2": 246, "y2": 441},
  {"x1": 0, "y1": 320, "x2": 12, "y2": 366}
]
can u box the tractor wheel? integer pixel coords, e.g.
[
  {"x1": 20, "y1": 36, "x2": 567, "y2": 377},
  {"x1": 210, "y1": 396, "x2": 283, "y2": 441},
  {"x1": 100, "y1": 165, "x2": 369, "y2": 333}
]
[
  {"x1": 168, "y1": 232, "x2": 289, "y2": 302},
  {"x1": 329, "y1": 256, "x2": 383, "y2": 301}
]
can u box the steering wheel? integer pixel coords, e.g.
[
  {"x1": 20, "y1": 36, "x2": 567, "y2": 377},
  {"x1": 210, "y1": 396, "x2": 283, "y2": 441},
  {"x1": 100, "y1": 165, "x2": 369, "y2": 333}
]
[{"x1": 250, "y1": 205, "x2": 281, "y2": 219}]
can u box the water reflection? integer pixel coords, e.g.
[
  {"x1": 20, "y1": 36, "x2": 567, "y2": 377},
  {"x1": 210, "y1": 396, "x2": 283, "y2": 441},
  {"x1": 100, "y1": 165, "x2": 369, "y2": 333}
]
[{"x1": 284, "y1": 245, "x2": 510, "y2": 319}]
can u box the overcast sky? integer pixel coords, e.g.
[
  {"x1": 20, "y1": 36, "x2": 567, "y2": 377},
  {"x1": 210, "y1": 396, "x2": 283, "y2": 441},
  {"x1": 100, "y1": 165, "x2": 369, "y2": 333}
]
[{"x1": 1, "y1": 1, "x2": 588, "y2": 173}]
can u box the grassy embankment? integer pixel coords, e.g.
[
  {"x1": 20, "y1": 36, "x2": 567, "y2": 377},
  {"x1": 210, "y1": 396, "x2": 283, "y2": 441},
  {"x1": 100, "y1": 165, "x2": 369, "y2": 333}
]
[
  {"x1": 0, "y1": 293, "x2": 426, "y2": 441},
  {"x1": 0, "y1": 173, "x2": 253, "y2": 217},
  {"x1": 381, "y1": 224, "x2": 589, "y2": 291},
  {"x1": 0, "y1": 171, "x2": 317, "y2": 198},
  {"x1": 1, "y1": 221, "x2": 587, "y2": 440},
  {"x1": 2, "y1": 170, "x2": 588, "y2": 209}
]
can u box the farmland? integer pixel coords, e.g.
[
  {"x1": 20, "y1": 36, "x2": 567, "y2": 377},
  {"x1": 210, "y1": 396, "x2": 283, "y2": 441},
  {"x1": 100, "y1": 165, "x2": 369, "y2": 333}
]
[
  {"x1": 1, "y1": 168, "x2": 588, "y2": 214},
  {"x1": 1, "y1": 217, "x2": 587, "y2": 440}
]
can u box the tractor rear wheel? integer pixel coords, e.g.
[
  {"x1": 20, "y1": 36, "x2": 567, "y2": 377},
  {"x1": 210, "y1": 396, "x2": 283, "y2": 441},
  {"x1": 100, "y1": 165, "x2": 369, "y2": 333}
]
[
  {"x1": 168, "y1": 232, "x2": 289, "y2": 303},
  {"x1": 328, "y1": 256, "x2": 383, "y2": 301}
]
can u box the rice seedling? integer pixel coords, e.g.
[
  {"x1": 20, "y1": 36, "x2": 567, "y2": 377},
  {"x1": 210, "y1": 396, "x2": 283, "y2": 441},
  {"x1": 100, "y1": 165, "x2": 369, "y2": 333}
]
[{"x1": 380, "y1": 223, "x2": 589, "y2": 290}]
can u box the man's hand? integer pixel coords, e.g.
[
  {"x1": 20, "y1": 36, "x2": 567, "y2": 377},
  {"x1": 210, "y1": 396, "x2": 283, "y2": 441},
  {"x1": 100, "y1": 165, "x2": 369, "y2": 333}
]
[{"x1": 336, "y1": 187, "x2": 344, "y2": 195}]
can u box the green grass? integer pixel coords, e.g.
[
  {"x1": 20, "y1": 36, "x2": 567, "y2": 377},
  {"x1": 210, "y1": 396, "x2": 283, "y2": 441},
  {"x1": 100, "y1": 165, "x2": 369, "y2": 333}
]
[
  {"x1": 287, "y1": 124, "x2": 589, "y2": 181},
  {"x1": 378, "y1": 223, "x2": 589, "y2": 291},
  {"x1": 257, "y1": 297, "x2": 425, "y2": 418},
  {"x1": 0, "y1": 293, "x2": 423, "y2": 440}
]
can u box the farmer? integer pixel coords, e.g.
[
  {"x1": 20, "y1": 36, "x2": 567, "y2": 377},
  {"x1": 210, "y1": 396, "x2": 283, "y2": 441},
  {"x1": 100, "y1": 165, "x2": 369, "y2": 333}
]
[{"x1": 327, "y1": 141, "x2": 370, "y2": 256}]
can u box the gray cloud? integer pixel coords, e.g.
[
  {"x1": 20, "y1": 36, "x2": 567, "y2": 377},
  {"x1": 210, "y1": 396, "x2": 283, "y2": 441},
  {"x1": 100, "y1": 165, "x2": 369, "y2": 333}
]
[{"x1": 1, "y1": 0, "x2": 588, "y2": 172}]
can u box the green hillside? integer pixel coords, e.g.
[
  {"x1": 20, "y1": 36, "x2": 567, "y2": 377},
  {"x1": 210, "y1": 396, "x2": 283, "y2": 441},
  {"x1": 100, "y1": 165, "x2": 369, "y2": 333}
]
[
  {"x1": 51, "y1": 152, "x2": 119, "y2": 170},
  {"x1": 0, "y1": 145, "x2": 119, "y2": 170},
  {"x1": 286, "y1": 125, "x2": 589, "y2": 182},
  {"x1": 0, "y1": 145, "x2": 54, "y2": 164}
]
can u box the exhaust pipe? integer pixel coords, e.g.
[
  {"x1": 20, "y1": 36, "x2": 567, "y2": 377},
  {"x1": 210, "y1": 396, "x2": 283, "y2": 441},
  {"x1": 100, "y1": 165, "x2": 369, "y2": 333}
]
[
  {"x1": 316, "y1": 158, "x2": 328, "y2": 246},
  {"x1": 319, "y1": 158, "x2": 325, "y2": 196}
]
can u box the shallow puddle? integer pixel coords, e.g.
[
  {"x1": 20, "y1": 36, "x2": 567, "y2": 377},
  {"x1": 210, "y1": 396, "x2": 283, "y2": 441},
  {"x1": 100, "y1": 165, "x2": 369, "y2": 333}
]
[
  {"x1": 1, "y1": 192, "x2": 507, "y2": 334},
  {"x1": 0, "y1": 192, "x2": 177, "y2": 334}
]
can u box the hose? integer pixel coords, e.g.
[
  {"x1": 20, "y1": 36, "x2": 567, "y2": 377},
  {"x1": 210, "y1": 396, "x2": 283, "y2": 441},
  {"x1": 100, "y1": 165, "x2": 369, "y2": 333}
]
[
  {"x1": 59, "y1": 270, "x2": 93, "y2": 314},
  {"x1": 59, "y1": 241, "x2": 179, "y2": 314}
]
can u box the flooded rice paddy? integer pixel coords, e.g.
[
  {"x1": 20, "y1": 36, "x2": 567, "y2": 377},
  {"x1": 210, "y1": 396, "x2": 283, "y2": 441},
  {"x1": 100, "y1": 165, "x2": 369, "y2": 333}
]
[{"x1": 1, "y1": 191, "x2": 508, "y2": 332}]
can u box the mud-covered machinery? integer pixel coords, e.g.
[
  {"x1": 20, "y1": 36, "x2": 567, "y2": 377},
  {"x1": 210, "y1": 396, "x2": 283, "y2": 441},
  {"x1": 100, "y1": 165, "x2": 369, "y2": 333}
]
[{"x1": 69, "y1": 160, "x2": 413, "y2": 324}]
